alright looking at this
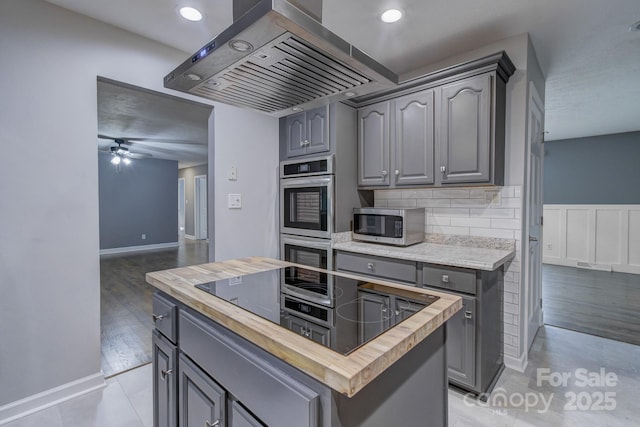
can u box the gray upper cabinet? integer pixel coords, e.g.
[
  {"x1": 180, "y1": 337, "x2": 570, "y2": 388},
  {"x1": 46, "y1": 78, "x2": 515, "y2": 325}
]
[
  {"x1": 394, "y1": 89, "x2": 435, "y2": 186},
  {"x1": 358, "y1": 101, "x2": 390, "y2": 186},
  {"x1": 284, "y1": 106, "x2": 329, "y2": 158},
  {"x1": 439, "y1": 74, "x2": 491, "y2": 184}
]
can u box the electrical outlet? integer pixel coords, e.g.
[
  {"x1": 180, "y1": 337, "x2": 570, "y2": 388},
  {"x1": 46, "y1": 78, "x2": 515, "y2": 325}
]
[
  {"x1": 228, "y1": 194, "x2": 242, "y2": 209},
  {"x1": 546, "y1": 244, "x2": 553, "y2": 250},
  {"x1": 141, "y1": 234, "x2": 146, "y2": 240}
]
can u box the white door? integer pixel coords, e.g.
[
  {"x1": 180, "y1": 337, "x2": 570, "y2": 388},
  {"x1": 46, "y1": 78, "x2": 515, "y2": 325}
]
[
  {"x1": 525, "y1": 82, "x2": 545, "y2": 351},
  {"x1": 178, "y1": 178, "x2": 185, "y2": 237},
  {"x1": 194, "y1": 175, "x2": 208, "y2": 240}
]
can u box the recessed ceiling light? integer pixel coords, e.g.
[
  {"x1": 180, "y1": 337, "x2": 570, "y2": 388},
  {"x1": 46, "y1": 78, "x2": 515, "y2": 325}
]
[
  {"x1": 381, "y1": 9, "x2": 403, "y2": 23},
  {"x1": 179, "y1": 6, "x2": 203, "y2": 22},
  {"x1": 630, "y1": 19, "x2": 640, "y2": 32}
]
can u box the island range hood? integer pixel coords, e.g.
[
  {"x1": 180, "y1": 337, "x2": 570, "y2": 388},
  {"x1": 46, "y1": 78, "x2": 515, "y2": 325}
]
[{"x1": 164, "y1": 0, "x2": 398, "y2": 117}]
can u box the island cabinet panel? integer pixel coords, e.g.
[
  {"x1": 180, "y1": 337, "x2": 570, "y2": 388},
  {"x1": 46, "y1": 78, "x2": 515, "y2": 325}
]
[
  {"x1": 439, "y1": 74, "x2": 491, "y2": 184},
  {"x1": 445, "y1": 296, "x2": 477, "y2": 387},
  {"x1": 153, "y1": 293, "x2": 178, "y2": 344},
  {"x1": 153, "y1": 331, "x2": 178, "y2": 427},
  {"x1": 281, "y1": 311, "x2": 331, "y2": 346},
  {"x1": 393, "y1": 89, "x2": 436, "y2": 186},
  {"x1": 179, "y1": 310, "x2": 320, "y2": 427},
  {"x1": 358, "y1": 101, "x2": 391, "y2": 186},
  {"x1": 229, "y1": 400, "x2": 265, "y2": 427},
  {"x1": 178, "y1": 354, "x2": 226, "y2": 427}
]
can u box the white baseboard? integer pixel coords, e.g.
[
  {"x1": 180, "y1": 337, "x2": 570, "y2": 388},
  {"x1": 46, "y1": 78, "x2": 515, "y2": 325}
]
[
  {"x1": 184, "y1": 234, "x2": 196, "y2": 240},
  {"x1": 504, "y1": 352, "x2": 528, "y2": 373},
  {"x1": 0, "y1": 373, "x2": 105, "y2": 425},
  {"x1": 99, "y1": 241, "x2": 179, "y2": 256}
]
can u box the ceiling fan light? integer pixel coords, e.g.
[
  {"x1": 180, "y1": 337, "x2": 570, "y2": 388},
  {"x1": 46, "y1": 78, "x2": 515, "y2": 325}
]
[
  {"x1": 123, "y1": 157, "x2": 131, "y2": 165},
  {"x1": 111, "y1": 156, "x2": 121, "y2": 165}
]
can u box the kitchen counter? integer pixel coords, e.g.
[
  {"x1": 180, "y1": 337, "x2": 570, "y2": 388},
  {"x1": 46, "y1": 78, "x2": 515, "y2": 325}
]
[
  {"x1": 146, "y1": 256, "x2": 461, "y2": 397},
  {"x1": 332, "y1": 232, "x2": 515, "y2": 271}
]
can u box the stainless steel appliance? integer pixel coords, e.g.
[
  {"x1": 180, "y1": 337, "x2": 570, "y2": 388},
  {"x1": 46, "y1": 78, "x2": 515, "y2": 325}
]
[
  {"x1": 353, "y1": 207, "x2": 425, "y2": 246},
  {"x1": 281, "y1": 234, "x2": 333, "y2": 306},
  {"x1": 163, "y1": 0, "x2": 397, "y2": 117},
  {"x1": 280, "y1": 155, "x2": 334, "y2": 239}
]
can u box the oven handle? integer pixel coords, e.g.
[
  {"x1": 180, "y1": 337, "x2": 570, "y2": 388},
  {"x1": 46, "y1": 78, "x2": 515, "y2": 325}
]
[
  {"x1": 280, "y1": 176, "x2": 333, "y2": 188},
  {"x1": 282, "y1": 236, "x2": 332, "y2": 251}
]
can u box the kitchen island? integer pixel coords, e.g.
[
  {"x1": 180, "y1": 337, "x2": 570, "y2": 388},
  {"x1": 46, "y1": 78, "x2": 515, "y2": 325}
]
[{"x1": 146, "y1": 257, "x2": 461, "y2": 427}]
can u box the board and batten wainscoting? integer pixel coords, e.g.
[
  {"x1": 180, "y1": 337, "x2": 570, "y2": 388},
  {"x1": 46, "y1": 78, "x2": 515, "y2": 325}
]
[
  {"x1": 374, "y1": 186, "x2": 523, "y2": 367},
  {"x1": 543, "y1": 205, "x2": 640, "y2": 275}
]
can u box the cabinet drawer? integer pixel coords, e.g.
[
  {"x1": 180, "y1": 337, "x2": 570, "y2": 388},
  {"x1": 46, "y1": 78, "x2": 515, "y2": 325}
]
[
  {"x1": 422, "y1": 264, "x2": 476, "y2": 295},
  {"x1": 336, "y1": 252, "x2": 417, "y2": 284},
  {"x1": 153, "y1": 293, "x2": 178, "y2": 343}
]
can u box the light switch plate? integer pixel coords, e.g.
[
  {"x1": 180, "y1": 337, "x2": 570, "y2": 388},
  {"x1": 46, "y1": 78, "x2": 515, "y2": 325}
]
[
  {"x1": 228, "y1": 193, "x2": 242, "y2": 209},
  {"x1": 228, "y1": 165, "x2": 237, "y2": 181}
]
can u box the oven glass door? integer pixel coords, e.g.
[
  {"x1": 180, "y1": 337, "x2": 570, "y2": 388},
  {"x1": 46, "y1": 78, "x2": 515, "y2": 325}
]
[
  {"x1": 281, "y1": 236, "x2": 333, "y2": 306},
  {"x1": 281, "y1": 176, "x2": 333, "y2": 238}
]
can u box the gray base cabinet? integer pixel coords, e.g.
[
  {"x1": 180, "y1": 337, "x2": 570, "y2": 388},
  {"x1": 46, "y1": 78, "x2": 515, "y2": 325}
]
[
  {"x1": 178, "y1": 354, "x2": 226, "y2": 427},
  {"x1": 153, "y1": 331, "x2": 178, "y2": 427},
  {"x1": 152, "y1": 291, "x2": 448, "y2": 426},
  {"x1": 281, "y1": 311, "x2": 331, "y2": 346},
  {"x1": 336, "y1": 250, "x2": 503, "y2": 395}
]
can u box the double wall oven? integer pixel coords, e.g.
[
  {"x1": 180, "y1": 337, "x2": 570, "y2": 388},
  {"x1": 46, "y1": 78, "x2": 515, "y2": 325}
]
[{"x1": 280, "y1": 156, "x2": 335, "y2": 307}]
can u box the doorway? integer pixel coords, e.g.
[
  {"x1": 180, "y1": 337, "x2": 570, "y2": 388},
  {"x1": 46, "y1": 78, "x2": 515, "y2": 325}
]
[
  {"x1": 194, "y1": 174, "x2": 208, "y2": 240},
  {"x1": 178, "y1": 177, "x2": 186, "y2": 237}
]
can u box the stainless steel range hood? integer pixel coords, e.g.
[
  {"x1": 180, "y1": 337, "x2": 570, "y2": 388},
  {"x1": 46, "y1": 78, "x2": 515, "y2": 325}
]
[{"x1": 164, "y1": 0, "x2": 398, "y2": 117}]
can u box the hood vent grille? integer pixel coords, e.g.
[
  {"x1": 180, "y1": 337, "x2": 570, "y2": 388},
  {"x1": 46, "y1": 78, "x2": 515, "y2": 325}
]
[{"x1": 191, "y1": 35, "x2": 372, "y2": 113}]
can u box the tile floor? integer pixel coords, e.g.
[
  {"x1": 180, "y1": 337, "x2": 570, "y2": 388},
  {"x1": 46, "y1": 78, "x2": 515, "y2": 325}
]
[{"x1": 6, "y1": 326, "x2": 640, "y2": 426}]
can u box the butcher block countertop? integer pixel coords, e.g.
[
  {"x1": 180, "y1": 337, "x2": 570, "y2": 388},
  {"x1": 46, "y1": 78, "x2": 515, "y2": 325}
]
[{"x1": 146, "y1": 256, "x2": 461, "y2": 397}]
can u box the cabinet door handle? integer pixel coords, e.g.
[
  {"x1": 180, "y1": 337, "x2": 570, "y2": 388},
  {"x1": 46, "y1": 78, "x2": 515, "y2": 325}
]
[
  {"x1": 299, "y1": 140, "x2": 305, "y2": 147},
  {"x1": 395, "y1": 310, "x2": 401, "y2": 316},
  {"x1": 381, "y1": 306, "x2": 388, "y2": 314},
  {"x1": 381, "y1": 170, "x2": 388, "y2": 177},
  {"x1": 367, "y1": 262, "x2": 374, "y2": 270},
  {"x1": 206, "y1": 420, "x2": 220, "y2": 427},
  {"x1": 305, "y1": 139, "x2": 310, "y2": 146},
  {"x1": 160, "y1": 369, "x2": 172, "y2": 380},
  {"x1": 440, "y1": 165, "x2": 446, "y2": 177},
  {"x1": 300, "y1": 326, "x2": 306, "y2": 335},
  {"x1": 394, "y1": 169, "x2": 400, "y2": 176},
  {"x1": 152, "y1": 314, "x2": 165, "y2": 322},
  {"x1": 441, "y1": 275, "x2": 449, "y2": 283},
  {"x1": 465, "y1": 311, "x2": 473, "y2": 319}
]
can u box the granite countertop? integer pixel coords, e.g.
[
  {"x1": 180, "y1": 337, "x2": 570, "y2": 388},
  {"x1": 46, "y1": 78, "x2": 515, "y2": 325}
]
[
  {"x1": 146, "y1": 256, "x2": 461, "y2": 397},
  {"x1": 332, "y1": 232, "x2": 515, "y2": 271}
]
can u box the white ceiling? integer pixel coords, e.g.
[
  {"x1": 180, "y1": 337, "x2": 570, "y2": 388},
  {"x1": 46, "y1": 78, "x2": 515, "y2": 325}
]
[
  {"x1": 97, "y1": 79, "x2": 212, "y2": 169},
  {"x1": 50, "y1": 0, "x2": 640, "y2": 142}
]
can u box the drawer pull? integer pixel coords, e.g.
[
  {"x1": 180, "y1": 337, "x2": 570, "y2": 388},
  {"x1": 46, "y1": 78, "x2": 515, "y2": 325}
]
[
  {"x1": 152, "y1": 314, "x2": 165, "y2": 322},
  {"x1": 465, "y1": 311, "x2": 473, "y2": 319},
  {"x1": 160, "y1": 368, "x2": 173, "y2": 380},
  {"x1": 367, "y1": 262, "x2": 375, "y2": 270},
  {"x1": 206, "y1": 420, "x2": 220, "y2": 427},
  {"x1": 441, "y1": 274, "x2": 449, "y2": 283}
]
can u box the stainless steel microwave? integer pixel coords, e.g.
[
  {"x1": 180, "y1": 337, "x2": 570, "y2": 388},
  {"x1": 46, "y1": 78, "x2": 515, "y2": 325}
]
[{"x1": 352, "y1": 208, "x2": 425, "y2": 246}]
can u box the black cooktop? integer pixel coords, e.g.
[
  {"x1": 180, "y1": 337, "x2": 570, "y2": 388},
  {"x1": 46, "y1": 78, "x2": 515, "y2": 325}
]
[{"x1": 195, "y1": 267, "x2": 439, "y2": 355}]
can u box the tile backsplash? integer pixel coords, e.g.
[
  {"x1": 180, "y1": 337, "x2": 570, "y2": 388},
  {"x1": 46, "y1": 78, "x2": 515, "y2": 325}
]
[{"x1": 374, "y1": 185, "x2": 523, "y2": 360}]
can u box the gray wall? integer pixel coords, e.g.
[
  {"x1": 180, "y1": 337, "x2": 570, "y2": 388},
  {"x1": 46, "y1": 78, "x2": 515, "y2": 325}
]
[
  {"x1": 99, "y1": 154, "x2": 178, "y2": 249},
  {"x1": 178, "y1": 163, "x2": 208, "y2": 237},
  {"x1": 544, "y1": 131, "x2": 640, "y2": 204}
]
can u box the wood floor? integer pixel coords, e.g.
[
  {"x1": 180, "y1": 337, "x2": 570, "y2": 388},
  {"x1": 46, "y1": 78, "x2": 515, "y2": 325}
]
[
  {"x1": 542, "y1": 263, "x2": 640, "y2": 346},
  {"x1": 100, "y1": 239, "x2": 209, "y2": 377}
]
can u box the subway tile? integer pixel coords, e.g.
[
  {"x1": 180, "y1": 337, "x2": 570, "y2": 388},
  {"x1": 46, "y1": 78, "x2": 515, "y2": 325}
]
[
  {"x1": 506, "y1": 261, "x2": 520, "y2": 273},
  {"x1": 503, "y1": 334, "x2": 517, "y2": 346},
  {"x1": 504, "y1": 323, "x2": 519, "y2": 336},
  {"x1": 428, "y1": 216, "x2": 451, "y2": 226},
  {"x1": 374, "y1": 190, "x2": 403, "y2": 199},
  {"x1": 432, "y1": 225, "x2": 470, "y2": 236},
  {"x1": 469, "y1": 227, "x2": 514, "y2": 239},
  {"x1": 503, "y1": 313, "x2": 515, "y2": 325},
  {"x1": 469, "y1": 188, "x2": 489, "y2": 199},
  {"x1": 417, "y1": 198, "x2": 451, "y2": 208},
  {"x1": 491, "y1": 218, "x2": 521, "y2": 230},
  {"x1": 432, "y1": 189, "x2": 470, "y2": 199},
  {"x1": 425, "y1": 225, "x2": 434, "y2": 234},
  {"x1": 402, "y1": 189, "x2": 433, "y2": 199},
  {"x1": 374, "y1": 199, "x2": 388, "y2": 207},
  {"x1": 504, "y1": 292, "x2": 517, "y2": 304},
  {"x1": 469, "y1": 208, "x2": 515, "y2": 218},
  {"x1": 450, "y1": 217, "x2": 492, "y2": 228},
  {"x1": 500, "y1": 198, "x2": 522, "y2": 208},
  {"x1": 504, "y1": 281, "x2": 519, "y2": 294},
  {"x1": 450, "y1": 198, "x2": 488, "y2": 208},
  {"x1": 500, "y1": 186, "x2": 515, "y2": 198},
  {"x1": 432, "y1": 207, "x2": 470, "y2": 216},
  {"x1": 504, "y1": 301, "x2": 519, "y2": 315},
  {"x1": 503, "y1": 343, "x2": 518, "y2": 357},
  {"x1": 514, "y1": 186, "x2": 522, "y2": 198},
  {"x1": 387, "y1": 198, "x2": 417, "y2": 208},
  {"x1": 514, "y1": 208, "x2": 521, "y2": 219}
]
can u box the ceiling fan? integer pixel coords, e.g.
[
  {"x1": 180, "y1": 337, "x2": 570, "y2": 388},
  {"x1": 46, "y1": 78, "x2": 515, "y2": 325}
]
[{"x1": 98, "y1": 135, "x2": 152, "y2": 165}]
